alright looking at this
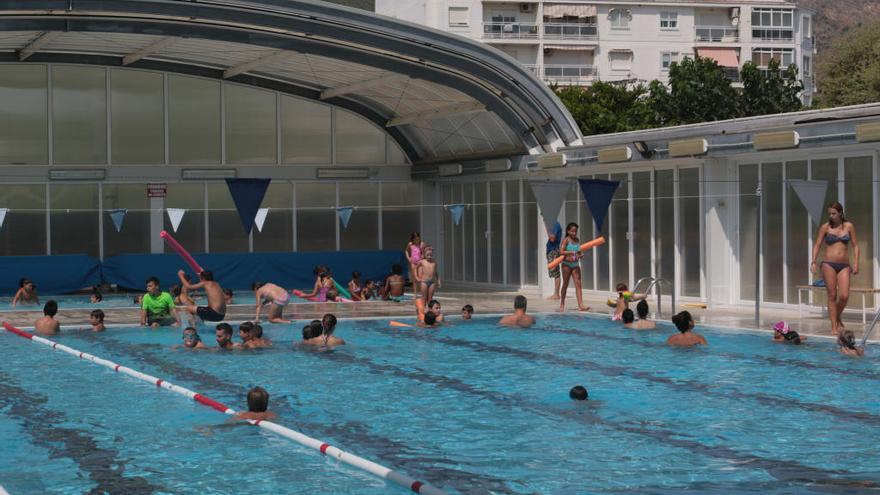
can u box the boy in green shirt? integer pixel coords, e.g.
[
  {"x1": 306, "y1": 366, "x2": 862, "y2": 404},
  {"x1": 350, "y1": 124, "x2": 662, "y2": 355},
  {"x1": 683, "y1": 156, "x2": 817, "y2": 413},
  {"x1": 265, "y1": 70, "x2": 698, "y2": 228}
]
[{"x1": 141, "y1": 276, "x2": 180, "y2": 328}]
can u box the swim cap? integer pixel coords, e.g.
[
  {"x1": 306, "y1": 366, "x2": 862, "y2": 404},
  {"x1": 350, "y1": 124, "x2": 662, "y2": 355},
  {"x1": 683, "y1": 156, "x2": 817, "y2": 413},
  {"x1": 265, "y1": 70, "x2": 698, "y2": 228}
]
[
  {"x1": 569, "y1": 385, "x2": 588, "y2": 400},
  {"x1": 773, "y1": 321, "x2": 790, "y2": 334}
]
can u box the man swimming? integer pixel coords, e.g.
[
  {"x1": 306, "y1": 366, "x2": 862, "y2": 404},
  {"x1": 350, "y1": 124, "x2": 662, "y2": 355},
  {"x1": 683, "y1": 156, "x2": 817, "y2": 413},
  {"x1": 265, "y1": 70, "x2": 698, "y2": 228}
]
[
  {"x1": 141, "y1": 276, "x2": 180, "y2": 328},
  {"x1": 666, "y1": 311, "x2": 707, "y2": 347},
  {"x1": 34, "y1": 300, "x2": 60, "y2": 334},
  {"x1": 215, "y1": 323, "x2": 234, "y2": 350},
  {"x1": 252, "y1": 282, "x2": 291, "y2": 323},
  {"x1": 233, "y1": 386, "x2": 278, "y2": 422},
  {"x1": 182, "y1": 327, "x2": 207, "y2": 349},
  {"x1": 178, "y1": 269, "x2": 226, "y2": 326},
  {"x1": 498, "y1": 295, "x2": 535, "y2": 327}
]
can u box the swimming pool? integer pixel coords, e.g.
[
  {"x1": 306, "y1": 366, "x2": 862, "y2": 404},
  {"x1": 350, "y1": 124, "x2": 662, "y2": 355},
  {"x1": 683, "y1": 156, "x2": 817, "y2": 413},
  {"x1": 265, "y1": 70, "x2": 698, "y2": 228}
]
[
  {"x1": 1, "y1": 314, "x2": 878, "y2": 494},
  {"x1": 0, "y1": 294, "x2": 140, "y2": 311}
]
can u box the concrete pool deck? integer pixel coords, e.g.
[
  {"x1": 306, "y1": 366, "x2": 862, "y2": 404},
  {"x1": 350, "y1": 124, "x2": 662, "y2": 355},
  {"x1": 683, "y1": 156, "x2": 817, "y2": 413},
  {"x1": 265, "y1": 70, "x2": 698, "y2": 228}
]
[{"x1": 0, "y1": 286, "x2": 875, "y2": 343}]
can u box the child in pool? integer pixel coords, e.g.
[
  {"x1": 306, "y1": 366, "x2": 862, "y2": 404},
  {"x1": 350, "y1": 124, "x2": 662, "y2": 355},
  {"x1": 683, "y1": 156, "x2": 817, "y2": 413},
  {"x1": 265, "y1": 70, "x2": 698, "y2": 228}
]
[
  {"x1": 12, "y1": 278, "x2": 39, "y2": 307},
  {"x1": 613, "y1": 283, "x2": 647, "y2": 320},
  {"x1": 772, "y1": 321, "x2": 806, "y2": 344},
  {"x1": 90, "y1": 309, "x2": 106, "y2": 332},
  {"x1": 90, "y1": 286, "x2": 103, "y2": 303},
  {"x1": 838, "y1": 330, "x2": 864, "y2": 357}
]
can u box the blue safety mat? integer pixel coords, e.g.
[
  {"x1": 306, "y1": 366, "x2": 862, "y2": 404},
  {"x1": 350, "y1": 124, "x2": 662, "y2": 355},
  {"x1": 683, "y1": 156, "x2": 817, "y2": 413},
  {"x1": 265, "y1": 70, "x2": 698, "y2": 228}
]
[{"x1": 0, "y1": 255, "x2": 102, "y2": 294}]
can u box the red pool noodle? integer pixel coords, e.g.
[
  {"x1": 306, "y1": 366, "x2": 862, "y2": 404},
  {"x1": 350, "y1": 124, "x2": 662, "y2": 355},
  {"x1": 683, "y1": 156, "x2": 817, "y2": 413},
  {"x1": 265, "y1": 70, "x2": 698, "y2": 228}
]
[{"x1": 160, "y1": 230, "x2": 204, "y2": 274}]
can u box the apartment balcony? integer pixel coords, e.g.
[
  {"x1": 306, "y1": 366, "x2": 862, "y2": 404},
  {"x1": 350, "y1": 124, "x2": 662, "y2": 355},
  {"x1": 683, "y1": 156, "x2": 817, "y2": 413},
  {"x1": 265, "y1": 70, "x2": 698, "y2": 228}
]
[
  {"x1": 543, "y1": 23, "x2": 598, "y2": 41},
  {"x1": 483, "y1": 22, "x2": 539, "y2": 40},
  {"x1": 542, "y1": 65, "x2": 598, "y2": 85},
  {"x1": 695, "y1": 26, "x2": 739, "y2": 43},
  {"x1": 752, "y1": 27, "x2": 794, "y2": 42}
]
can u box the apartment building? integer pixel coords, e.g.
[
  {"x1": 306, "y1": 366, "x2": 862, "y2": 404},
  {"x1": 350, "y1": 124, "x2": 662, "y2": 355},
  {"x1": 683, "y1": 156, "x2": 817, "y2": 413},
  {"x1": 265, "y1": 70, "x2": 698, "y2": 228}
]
[{"x1": 375, "y1": 0, "x2": 816, "y2": 104}]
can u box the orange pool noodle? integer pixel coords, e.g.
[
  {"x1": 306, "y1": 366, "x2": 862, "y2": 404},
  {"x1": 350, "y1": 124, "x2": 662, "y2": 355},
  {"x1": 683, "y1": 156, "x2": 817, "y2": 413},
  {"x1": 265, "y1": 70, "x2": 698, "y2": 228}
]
[
  {"x1": 547, "y1": 237, "x2": 606, "y2": 270},
  {"x1": 389, "y1": 321, "x2": 413, "y2": 328}
]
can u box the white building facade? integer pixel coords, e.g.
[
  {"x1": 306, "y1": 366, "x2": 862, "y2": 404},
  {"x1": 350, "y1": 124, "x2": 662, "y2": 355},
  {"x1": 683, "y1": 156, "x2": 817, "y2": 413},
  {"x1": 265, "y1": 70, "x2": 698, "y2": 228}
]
[{"x1": 376, "y1": 0, "x2": 816, "y2": 104}]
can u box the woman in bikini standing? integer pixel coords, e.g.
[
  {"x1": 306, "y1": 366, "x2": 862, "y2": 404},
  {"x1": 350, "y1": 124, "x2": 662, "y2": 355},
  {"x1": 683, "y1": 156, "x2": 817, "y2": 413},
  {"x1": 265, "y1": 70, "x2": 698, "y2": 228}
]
[{"x1": 810, "y1": 201, "x2": 859, "y2": 335}]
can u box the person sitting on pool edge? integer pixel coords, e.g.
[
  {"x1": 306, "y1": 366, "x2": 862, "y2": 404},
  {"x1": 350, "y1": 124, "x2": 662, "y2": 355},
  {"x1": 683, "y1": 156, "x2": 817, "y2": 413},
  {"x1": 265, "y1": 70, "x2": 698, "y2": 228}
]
[
  {"x1": 34, "y1": 300, "x2": 60, "y2": 334},
  {"x1": 90, "y1": 309, "x2": 106, "y2": 332},
  {"x1": 182, "y1": 327, "x2": 207, "y2": 349},
  {"x1": 461, "y1": 304, "x2": 474, "y2": 320},
  {"x1": 141, "y1": 276, "x2": 180, "y2": 328},
  {"x1": 499, "y1": 295, "x2": 535, "y2": 328},
  {"x1": 215, "y1": 323, "x2": 234, "y2": 350},
  {"x1": 838, "y1": 330, "x2": 864, "y2": 357},
  {"x1": 621, "y1": 308, "x2": 635, "y2": 328},
  {"x1": 234, "y1": 386, "x2": 278, "y2": 422},
  {"x1": 380, "y1": 264, "x2": 407, "y2": 301},
  {"x1": 630, "y1": 300, "x2": 656, "y2": 330},
  {"x1": 666, "y1": 311, "x2": 707, "y2": 347},
  {"x1": 178, "y1": 269, "x2": 226, "y2": 326}
]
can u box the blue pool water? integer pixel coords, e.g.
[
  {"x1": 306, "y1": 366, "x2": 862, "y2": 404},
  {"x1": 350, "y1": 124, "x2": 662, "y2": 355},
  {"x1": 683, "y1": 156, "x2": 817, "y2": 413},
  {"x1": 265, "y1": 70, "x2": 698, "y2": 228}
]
[{"x1": 1, "y1": 314, "x2": 878, "y2": 494}]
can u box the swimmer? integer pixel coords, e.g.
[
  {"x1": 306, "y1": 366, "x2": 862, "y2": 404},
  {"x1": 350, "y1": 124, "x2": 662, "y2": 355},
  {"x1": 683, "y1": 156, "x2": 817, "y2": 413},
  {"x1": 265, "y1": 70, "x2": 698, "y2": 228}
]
[
  {"x1": 461, "y1": 304, "x2": 474, "y2": 320},
  {"x1": 12, "y1": 278, "x2": 39, "y2": 307},
  {"x1": 772, "y1": 321, "x2": 807, "y2": 343},
  {"x1": 300, "y1": 320, "x2": 323, "y2": 343},
  {"x1": 419, "y1": 310, "x2": 439, "y2": 327},
  {"x1": 427, "y1": 299, "x2": 444, "y2": 323},
  {"x1": 405, "y1": 231, "x2": 426, "y2": 294},
  {"x1": 621, "y1": 308, "x2": 635, "y2": 328},
  {"x1": 302, "y1": 314, "x2": 345, "y2": 347},
  {"x1": 171, "y1": 274, "x2": 195, "y2": 306},
  {"x1": 666, "y1": 311, "x2": 707, "y2": 347},
  {"x1": 569, "y1": 385, "x2": 588, "y2": 400},
  {"x1": 613, "y1": 283, "x2": 647, "y2": 320},
  {"x1": 499, "y1": 295, "x2": 535, "y2": 327},
  {"x1": 233, "y1": 386, "x2": 278, "y2": 422},
  {"x1": 141, "y1": 276, "x2": 180, "y2": 328},
  {"x1": 630, "y1": 300, "x2": 656, "y2": 330},
  {"x1": 416, "y1": 246, "x2": 440, "y2": 303},
  {"x1": 224, "y1": 288, "x2": 234, "y2": 305},
  {"x1": 182, "y1": 327, "x2": 207, "y2": 349},
  {"x1": 215, "y1": 323, "x2": 234, "y2": 350},
  {"x1": 838, "y1": 330, "x2": 864, "y2": 357},
  {"x1": 252, "y1": 282, "x2": 291, "y2": 324},
  {"x1": 381, "y1": 264, "x2": 407, "y2": 300},
  {"x1": 236, "y1": 321, "x2": 256, "y2": 349},
  {"x1": 34, "y1": 300, "x2": 60, "y2": 334},
  {"x1": 348, "y1": 271, "x2": 364, "y2": 301},
  {"x1": 252, "y1": 323, "x2": 272, "y2": 347},
  {"x1": 90, "y1": 309, "x2": 106, "y2": 332},
  {"x1": 179, "y1": 269, "x2": 226, "y2": 325},
  {"x1": 90, "y1": 287, "x2": 103, "y2": 303}
]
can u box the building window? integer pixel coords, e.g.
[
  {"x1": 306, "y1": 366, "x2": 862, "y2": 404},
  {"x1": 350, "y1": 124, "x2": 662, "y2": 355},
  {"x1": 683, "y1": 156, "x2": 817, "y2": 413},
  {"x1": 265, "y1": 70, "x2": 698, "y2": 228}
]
[
  {"x1": 609, "y1": 9, "x2": 631, "y2": 29},
  {"x1": 448, "y1": 7, "x2": 469, "y2": 27},
  {"x1": 802, "y1": 56, "x2": 811, "y2": 76},
  {"x1": 751, "y1": 8, "x2": 793, "y2": 41},
  {"x1": 660, "y1": 12, "x2": 678, "y2": 30},
  {"x1": 661, "y1": 52, "x2": 681, "y2": 71},
  {"x1": 752, "y1": 48, "x2": 794, "y2": 68},
  {"x1": 802, "y1": 16, "x2": 812, "y2": 39},
  {"x1": 609, "y1": 51, "x2": 633, "y2": 71}
]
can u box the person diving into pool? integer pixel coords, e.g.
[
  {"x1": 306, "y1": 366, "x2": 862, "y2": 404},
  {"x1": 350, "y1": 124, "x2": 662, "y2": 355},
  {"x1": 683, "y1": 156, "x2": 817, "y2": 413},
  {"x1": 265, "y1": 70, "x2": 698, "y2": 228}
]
[{"x1": 178, "y1": 269, "x2": 226, "y2": 327}]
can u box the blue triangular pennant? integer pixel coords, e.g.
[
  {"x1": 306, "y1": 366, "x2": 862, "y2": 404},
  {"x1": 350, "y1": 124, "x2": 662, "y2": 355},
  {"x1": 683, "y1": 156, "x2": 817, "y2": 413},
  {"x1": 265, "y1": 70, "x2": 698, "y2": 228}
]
[
  {"x1": 225, "y1": 178, "x2": 271, "y2": 235},
  {"x1": 448, "y1": 204, "x2": 465, "y2": 226},
  {"x1": 108, "y1": 208, "x2": 127, "y2": 232},
  {"x1": 337, "y1": 206, "x2": 353, "y2": 228},
  {"x1": 578, "y1": 178, "x2": 620, "y2": 232}
]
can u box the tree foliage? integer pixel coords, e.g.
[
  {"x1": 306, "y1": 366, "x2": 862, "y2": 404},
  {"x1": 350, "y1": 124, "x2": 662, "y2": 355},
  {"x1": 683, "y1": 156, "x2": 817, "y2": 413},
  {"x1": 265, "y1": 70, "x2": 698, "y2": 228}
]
[
  {"x1": 554, "y1": 82, "x2": 654, "y2": 135},
  {"x1": 646, "y1": 56, "x2": 740, "y2": 127},
  {"x1": 740, "y1": 59, "x2": 804, "y2": 116},
  {"x1": 816, "y1": 21, "x2": 880, "y2": 107}
]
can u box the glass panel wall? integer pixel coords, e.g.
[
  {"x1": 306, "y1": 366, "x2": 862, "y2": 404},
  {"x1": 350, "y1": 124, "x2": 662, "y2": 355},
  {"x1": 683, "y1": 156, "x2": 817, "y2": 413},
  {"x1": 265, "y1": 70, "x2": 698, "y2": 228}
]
[
  {"x1": 579, "y1": 176, "x2": 596, "y2": 290},
  {"x1": 110, "y1": 70, "x2": 164, "y2": 164},
  {"x1": 282, "y1": 96, "x2": 331, "y2": 164},
  {"x1": 441, "y1": 184, "x2": 454, "y2": 281},
  {"x1": 463, "y1": 183, "x2": 475, "y2": 282},
  {"x1": 474, "y1": 183, "x2": 489, "y2": 283},
  {"x1": 610, "y1": 173, "x2": 629, "y2": 288},
  {"x1": 785, "y1": 161, "x2": 809, "y2": 303},
  {"x1": 632, "y1": 171, "x2": 652, "y2": 281},
  {"x1": 253, "y1": 182, "x2": 293, "y2": 253},
  {"x1": 739, "y1": 164, "x2": 759, "y2": 301},
  {"x1": 52, "y1": 66, "x2": 106, "y2": 165},
  {"x1": 0, "y1": 65, "x2": 47, "y2": 164},
  {"x1": 102, "y1": 184, "x2": 150, "y2": 257},
  {"x1": 655, "y1": 169, "x2": 675, "y2": 287},
  {"x1": 762, "y1": 163, "x2": 784, "y2": 303},
  {"x1": 594, "y1": 174, "x2": 610, "y2": 291},
  {"x1": 679, "y1": 168, "x2": 701, "y2": 297},
  {"x1": 844, "y1": 156, "x2": 874, "y2": 308},
  {"x1": 50, "y1": 184, "x2": 99, "y2": 257},
  {"x1": 452, "y1": 184, "x2": 465, "y2": 282},
  {"x1": 165, "y1": 183, "x2": 206, "y2": 254},
  {"x1": 523, "y1": 182, "x2": 539, "y2": 286},
  {"x1": 168, "y1": 75, "x2": 221, "y2": 164},
  {"x1": 225, "y1": 84, "x2": 277, "y2": 164},
  {"x1": 489, "y1": 181, "x2": 504, "y2": 284},
  {"x1": 506, "y1": 180, "x2": 521, "y2": 286},
  {"x1": 296, "y1": 182, "x2": 336, "y2": 252},
  {"x1": 340, "y1": 182, "x2": 379, "y2": 250},
  {"x1": 381, "y1": 183, "x2": 421, "y2": 253},
  {"x1": 335, "y1": 109, "x2": 386, "y2": 164},
  {"x1": 0, "y1": 185, "x2": 46, "y2": 255}
]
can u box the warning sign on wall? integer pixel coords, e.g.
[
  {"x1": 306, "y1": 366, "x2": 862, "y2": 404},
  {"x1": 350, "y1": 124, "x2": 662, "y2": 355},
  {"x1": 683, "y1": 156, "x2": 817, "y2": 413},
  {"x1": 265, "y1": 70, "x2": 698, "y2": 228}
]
[{"x1": 147, "y1": 183, "x2": 167, "y2": 198}]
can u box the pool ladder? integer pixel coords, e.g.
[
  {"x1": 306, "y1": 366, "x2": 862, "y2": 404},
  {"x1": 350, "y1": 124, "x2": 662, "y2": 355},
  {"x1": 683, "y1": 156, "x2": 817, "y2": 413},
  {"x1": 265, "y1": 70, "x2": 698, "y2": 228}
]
[
  {"x1": 631, "y1": 277, "x2": 675, "y2": 318},
  {"x1": 860, "y1": 306, "x2": 880, "y2": 347}
]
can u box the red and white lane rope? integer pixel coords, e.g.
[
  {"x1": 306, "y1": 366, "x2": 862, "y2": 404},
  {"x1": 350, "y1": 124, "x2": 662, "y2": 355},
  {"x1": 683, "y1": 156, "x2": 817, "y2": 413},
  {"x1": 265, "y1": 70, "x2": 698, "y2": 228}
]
[{"x1": 2, "y1": 323, "x2": 446, "y2": 495}]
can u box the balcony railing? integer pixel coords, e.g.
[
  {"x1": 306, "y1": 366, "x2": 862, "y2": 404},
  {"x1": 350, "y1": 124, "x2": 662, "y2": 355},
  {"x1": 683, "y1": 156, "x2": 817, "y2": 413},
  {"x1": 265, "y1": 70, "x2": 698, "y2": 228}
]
[
  {"x1": 543, "y1": 22, "x2": 598, "y2": 40},
  {"x1": 752, "y1": 27, "x2": 793, "y2": 42},
  {"x1": 482, "y1": 22, "x2": 539, "y2": 39},
  {"x1": 695, "y1": 26, "x2": 739, "y2": 43},
  {"x1": 542, "y1": 65, "x2": 598, "y2": 85}
]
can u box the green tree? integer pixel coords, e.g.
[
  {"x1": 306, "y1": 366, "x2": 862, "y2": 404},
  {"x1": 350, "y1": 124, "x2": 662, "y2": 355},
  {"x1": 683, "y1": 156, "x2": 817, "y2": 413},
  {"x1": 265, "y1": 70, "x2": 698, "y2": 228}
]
[
  {"x1": 816, "y1": 22, "x2": 880, "y2": 107},
  {"x1": 554, "y1": 82, "x2": 653, "y2": 136},
  {"x1": 740, "y1": 59, "x2": 803, "y2": 116},
  {"x1": 646, "y1": 56, "x2": 740, "y2": 126}
]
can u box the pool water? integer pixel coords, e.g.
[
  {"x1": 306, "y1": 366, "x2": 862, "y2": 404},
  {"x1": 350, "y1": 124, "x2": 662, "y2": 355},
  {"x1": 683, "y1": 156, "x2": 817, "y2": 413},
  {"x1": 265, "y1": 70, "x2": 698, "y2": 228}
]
[{"x1": 1, "y1": 314, "x2": 879, "y2": 494}]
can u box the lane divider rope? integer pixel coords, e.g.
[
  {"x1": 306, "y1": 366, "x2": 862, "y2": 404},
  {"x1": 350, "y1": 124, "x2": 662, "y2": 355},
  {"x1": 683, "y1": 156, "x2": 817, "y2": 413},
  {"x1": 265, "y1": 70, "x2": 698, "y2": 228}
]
[{"x1": 2, "y1": 322, "x2": 446, "y2": 495}]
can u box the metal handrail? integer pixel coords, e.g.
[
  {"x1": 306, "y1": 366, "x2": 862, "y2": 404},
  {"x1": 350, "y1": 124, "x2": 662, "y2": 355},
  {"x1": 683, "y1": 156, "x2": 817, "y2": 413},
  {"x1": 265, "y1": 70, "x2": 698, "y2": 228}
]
[
  {"x1": 860, "y1": 307, "x2": 880, "y2": 347},
  {"x1": 631, "y1": 277, "x2": 675, "y2": 317}
]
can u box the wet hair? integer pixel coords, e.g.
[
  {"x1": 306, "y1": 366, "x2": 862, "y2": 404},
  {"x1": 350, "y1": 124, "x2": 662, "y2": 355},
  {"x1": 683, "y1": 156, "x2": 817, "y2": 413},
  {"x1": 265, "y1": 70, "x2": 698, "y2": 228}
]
[
  {"x1": 462, "y1": 304, "x2": 474, "y2": 313},
  {"x1": 183, "y1": 327, "x2": 200, "y2": 346},
  {"x1": 90, "y1": 309, "x2": 105, "y2": 322},
  {"x1": 19, "y1": 278, "x2": 31, "y2": 288},
  {"x1": 783, "y1": 331, "x2": 802, "y2": 344},
  {"x1": 246, "y1": 386, "x2": 270, "y2": 413},
  {"x1": 91, "y1": 289, "x2": 103, "y2": 302},
  {"x1": 322, "y1": 314, "x2": 337, "y2": 334},
  {"x1": 146, "y1": 276, "x2": 160, "y2": 287},
  {"x1": 251, "y1": 282, "x2": 264, "y2": 291},
  {"x1": 43, "y1": 300, "x2": 58, "y2": 317},
  {"x1": 672, "y1": 311, "x2": 693, "y2": 333},
  {"x1": 351, "y1": 271, "x2": 361, "y2": 280},
  {"x1": 327, "y1": 290, "x2": 338, "y2": 301},
  {"x1": 239, "y1": 321, "x2": 254, "y2": 335},
  {"x1": 838, "y1": 330, "x2": 857, "y2": 350},
  {"x1": 392, "y1": 264, "x2": 403, "y2": 275},
  {"x1": 636, "y1": 300, "x2": 649, "y2": 319},
  {"x1": 569, "y1": 385, "x2": 589, "y2": 400},
  {"x1": 253, "y1": 324, "x2": 263, "y2": 339},
  {"x1": 828, "y1": 201, "x2": 846, "y2": 224},
  {"x1": 410, "y1": 231, "x2": 421, "y2": 242},
  {"x1": 424, "y1": 311, "x2": 438, "y2": 326},
  {"x1": 514, "y1": 295, "x2": 527, "y2": 310},
  {"x1": 428, "y1": 300, "x2": 441, "y2": 310},
  {"x1": 200, "y1": 271, "x2": 214, "y2": 281},
  {"x1": 302, "y1": 324, "x2": 320, "y2": 340},
  {"x1": 170, "y1": 284, "x2": 182, "y2": 298},
  {"x1": 216, "y1": 323, "x2": 233, "y2": 337},
  {"x1": 616, "y1": 283, "x2": 628, "y2": 292},
  {"x1": 622, "y1": 308, "x2": 635, "y2": 324},
  {"x1": 224, "y1": 288, "x2": 233, "y2": 298}
]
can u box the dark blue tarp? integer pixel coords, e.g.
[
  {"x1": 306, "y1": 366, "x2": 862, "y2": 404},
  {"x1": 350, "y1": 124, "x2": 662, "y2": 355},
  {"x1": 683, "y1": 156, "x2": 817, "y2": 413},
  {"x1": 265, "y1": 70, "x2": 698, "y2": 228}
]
[
  {"x1": 101, "y1": 250, "x2": 408, "y2": 291},
  {"x1": 0, "y1": 254, "x2": 102, "y2": 294}
]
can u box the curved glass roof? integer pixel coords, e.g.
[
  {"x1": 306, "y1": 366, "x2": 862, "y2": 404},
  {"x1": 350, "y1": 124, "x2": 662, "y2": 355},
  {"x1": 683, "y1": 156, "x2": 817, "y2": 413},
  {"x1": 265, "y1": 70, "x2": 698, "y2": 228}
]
[{"x1": 0, "y1": 0, "x2": 582, "y2": 165}]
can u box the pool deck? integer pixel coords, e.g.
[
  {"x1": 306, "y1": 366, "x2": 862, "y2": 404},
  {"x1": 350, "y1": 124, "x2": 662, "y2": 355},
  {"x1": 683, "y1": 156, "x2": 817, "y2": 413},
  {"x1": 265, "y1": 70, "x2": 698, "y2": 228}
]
[{"x1": 1, "y1": 286, "x2": 874, "y2": 342}]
